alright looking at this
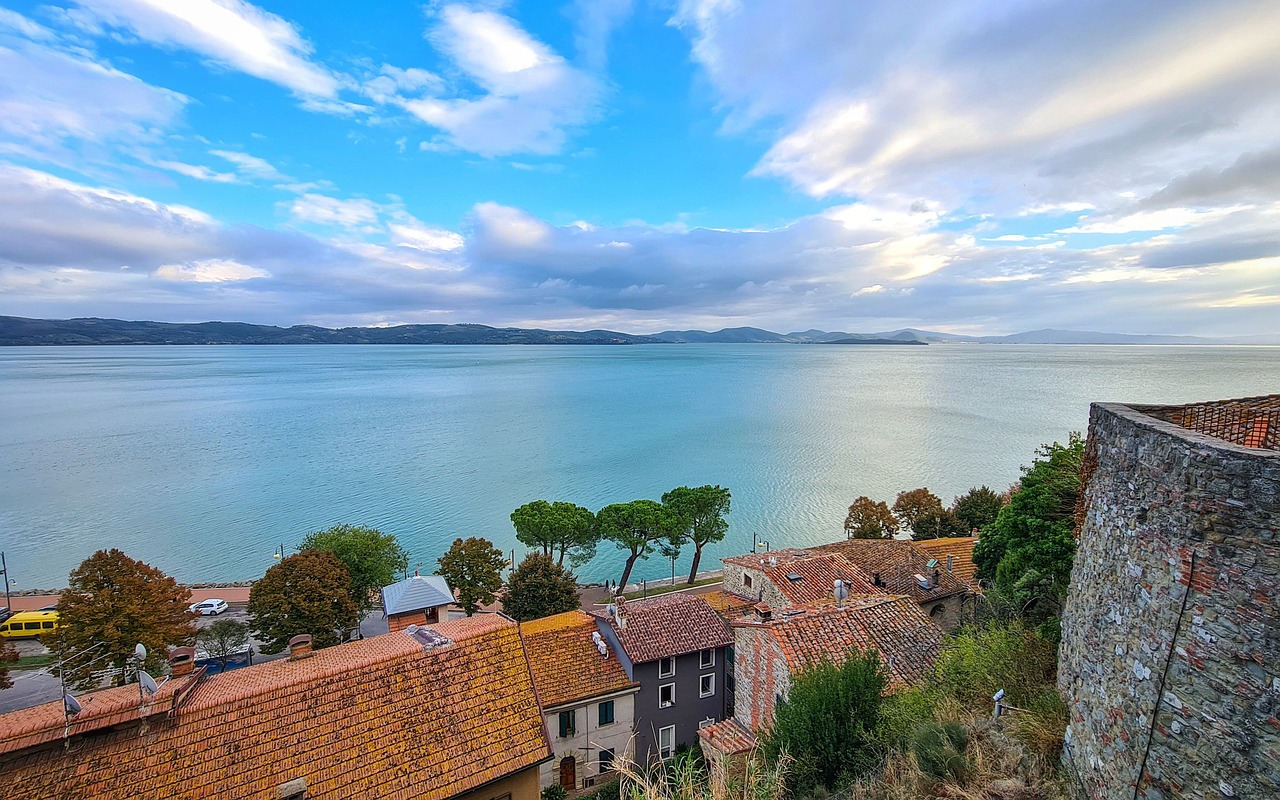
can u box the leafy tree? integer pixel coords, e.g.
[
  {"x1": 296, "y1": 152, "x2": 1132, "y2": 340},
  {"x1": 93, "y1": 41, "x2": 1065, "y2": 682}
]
[
  {"x1": 951, "y1": 486, "x2": 1007, "y2": 533},
  {"x1": 503, "y1": 552, "x2": 581, "y2": 622},
  {"x1": 56, "y1": 549, "x2": 196, "y2": 690},
  {"x1": 299, "y1": 523, "x2": 408, "y2": 625},
  {"x1": 437, "y1": 537, "x2": 506, "y2": 616},
  {"x1": 762, "y1": 648, "x2": 888, "y2": 793},
  {"x1": 843, "y1": 496, "x2": 898, "y2": 539},
  {"x1": 248, "y1": 550, "x2": 358, "y2": 653},
  {"x1": 0, "y1": 637, "x2": 17, "y2": 690},
  {"x1": 662, "y1": 485, "x2": 731, "y2": 584},
  {"x1": 197, "y1": 619, "x2": 251, "y2": 670},
  {"x1": 595, "y1": 499, "x2": 681, "y2": 589},
  {"x1": 510, "y1": 500, "x2": 598, "y2": 569},
  {"x1": 910, "y1": 507, "x2": 969, "y2": 539},
  {"x1": 892, "y1": 488, "x2": 945, "y2": 534},
  {"x1": 973, "y1": 434, "x2": 1085, "y2": 619}
]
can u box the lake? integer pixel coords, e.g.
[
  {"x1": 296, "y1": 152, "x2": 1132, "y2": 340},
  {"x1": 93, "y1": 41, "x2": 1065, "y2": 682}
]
[{"x1": 1, "y1": 344, "x2": 1276, "y2": 590}]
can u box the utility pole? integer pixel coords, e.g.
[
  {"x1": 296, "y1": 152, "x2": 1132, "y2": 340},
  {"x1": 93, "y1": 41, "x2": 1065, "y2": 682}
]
[{"x1": 1, "y1": 551, "x2": 11, "y2": 612}]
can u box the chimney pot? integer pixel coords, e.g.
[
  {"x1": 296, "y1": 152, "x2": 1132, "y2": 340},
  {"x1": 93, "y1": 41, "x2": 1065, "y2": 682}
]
[
  {"x1": 946, "y1": 555, "x2": 954, "y2": 571},
  {"x1": 288, "y1": 634, "x2": 314, "y2": 661},
  {"x1": 169, "y1": 646, "x2": 196, "y2": 677},
  {"x1": 754, "y1": 603, "x2": 772, "y2": 621}
]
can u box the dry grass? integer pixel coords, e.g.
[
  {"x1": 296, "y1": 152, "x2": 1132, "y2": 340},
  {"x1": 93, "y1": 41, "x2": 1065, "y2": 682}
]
[{"x1": 613, "y1": 750, "x2": 789, "y2": 800}]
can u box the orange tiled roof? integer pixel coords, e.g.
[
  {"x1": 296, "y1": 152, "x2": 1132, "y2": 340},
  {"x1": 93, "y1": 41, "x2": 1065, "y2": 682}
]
[
  {"x1": 588, "y1": 593, "x2": 733, "y2": 664},
  {"x1": 699, "y1": 590, "x2": 757, "y2": 621},
  {"x1": 697, "y1": 717, "x2": 759, "y2": 757},
  {"x1": 911, "y1": 537, "x2": 980, "y2": 587},
  {"x1": 520, "y1": 610, "x2": 637, "y2": 709},
  {"x1": 813, "y1": 539, "x2": 968, "y2": 602},
  {"x1": 764, "y1": 552, "x2": 878, "y2": 606},
  {"x1": 734, "y1": 595, "x2": 942, "y2": 689},
  {"x1": 0, "y1": 615, "x2": 551, "y2": 800}
]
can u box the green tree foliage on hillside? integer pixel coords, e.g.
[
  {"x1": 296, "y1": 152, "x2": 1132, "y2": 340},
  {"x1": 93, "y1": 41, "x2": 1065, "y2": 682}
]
[
  {"x1": 510, "y1": 500, "x2": 598, "y2": 569},
  {"x1": 911, "y1": 508, "x2": 969, "y2": 539},
  {"x1": 973, "y1": 434, "x2": 1085, "y2": 619},
  {"x1": 595, "y1": 499, "x2": 681, "y2": 589},
  {"x1": 197, "y1": 619, "x2": 251, "y2": 670},
  {"x1": 843, "y1": 496, "x2": 899, "y2": 539},
  {"x1": 892, "y1": 488, "x2": 945, "y2": 533},
  {"x1": 248, "y1": 550, "x2": 358, "y2": 653},
  {"x1": 437, "y1": 537, "x2": 507, "y2": 616},
  {"x1": 56, "y1": 549, "x2": 196, "y2": 689},
  {"x1": 763, "y1": 649, "x2": 888, "y2": 793},
  {"x1": 662, "y1": 485, "x2": 731, "y2": 584},
  {"x1": 299, "y1": 524, "x2": 408, "y2": 624},
  {"x1": 503, "y1": 553, "x2": 580, "y2": 622},
  {"x1": 951, "y1": 486, "x2": 1007, "y2": 533}
]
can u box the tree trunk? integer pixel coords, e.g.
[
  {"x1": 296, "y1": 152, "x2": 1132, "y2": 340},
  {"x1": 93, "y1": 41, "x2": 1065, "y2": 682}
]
[
  {"x1": 556, "y1": 546, "x2": 566, "y2": 566},
  {"x1": 687, "y1": 545, "x2": 703, "y2": 584},
  {"x1": 618, "y1": 553, "x2": 641, "y2": 590}
]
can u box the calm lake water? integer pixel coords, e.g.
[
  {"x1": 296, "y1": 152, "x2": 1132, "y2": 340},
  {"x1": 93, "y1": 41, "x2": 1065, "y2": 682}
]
[{"x1": 1, "y1": 344, "x2": 1276, "y2": 590}]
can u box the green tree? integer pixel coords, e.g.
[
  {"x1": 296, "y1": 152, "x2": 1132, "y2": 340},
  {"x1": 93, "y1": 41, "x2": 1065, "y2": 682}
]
[
  {"x1": 197, "y1": 618, "x2": 251, "y2": 670},
  {"x1": 0, "y1": 637, "x2": 17, "y2": 690},
  {"x1": 510, "y1": 501, "x2": 598, "y2": 569},
  {"x1": 662, "y1": 485, "x2": 731, "y2": 584},
  {"x1": 910, "y1": 507, "x2": 969, "y2": 539},
  {"x1": 503, "y1": 552, "x2": 580, "y2": 622},
  {"x1": 247, "y1": 550, "x2": 358, "y2": 653},
  {"x1": 843, "y1": 496, "x2": 898, "y2": 539},
  {"x1": 299, "y1": 524, "x2": 408, "y2": 626},
  {"x1": 56, "y1": 549, "x2": 196, "y2": 690},
  {"x1": 437, "y1": 537, "x2": 506, "y2": 616},
  {"x1": 974, "y1": 434, "x2": 1085, "y2": 619},
  {"x1": 595, "y1": 499, "x2": 681, "y2": 589},
  {"x1": 762, "y1": 649, "x2": 888, "y2": 793},
  {"x1": 951, "y1": 486, "x2": 1007, "y2": 533},
  {"x1": 892, "y1": 488, "x2": 945, "y2": 534}
]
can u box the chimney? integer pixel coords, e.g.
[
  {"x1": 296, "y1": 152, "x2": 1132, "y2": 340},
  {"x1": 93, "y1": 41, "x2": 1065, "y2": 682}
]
[
  {"x1": 169, "y1": 646, "x2": 196, "y2": 677},
  {"x1": 288, "y1": 634, "x2": 314, "y2": 661},
  {"x1": 933, "y1": 569, "x2": 941, "y2": 586},
  {"x1": 872, "y1": 572, "x2": 882, "y2": 587},
  {"x1": 946, "y1": 555, "x2": 954, "y2": 572},
  {"x1": 276, "y1": 777, "x2": 306, "y2": 800},
  {"x1": 754, "y1": 603, "x2": 772, "y2": 622}
]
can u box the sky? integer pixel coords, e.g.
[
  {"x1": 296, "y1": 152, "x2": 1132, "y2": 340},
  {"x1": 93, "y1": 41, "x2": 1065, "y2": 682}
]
[{"x1": 0, "y1": 0, "x2": 1277, "y2": 337}]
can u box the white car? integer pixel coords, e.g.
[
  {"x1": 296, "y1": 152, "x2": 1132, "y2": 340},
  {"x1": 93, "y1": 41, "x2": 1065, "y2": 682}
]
[{"x1": 189, "y1": 598, "x2": 229, "y2": 616}]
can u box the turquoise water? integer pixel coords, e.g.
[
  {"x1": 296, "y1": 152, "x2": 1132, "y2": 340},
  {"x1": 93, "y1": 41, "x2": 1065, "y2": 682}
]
[{"x1": 1, "y1": 344, "x2": 1276, "y2": 589}]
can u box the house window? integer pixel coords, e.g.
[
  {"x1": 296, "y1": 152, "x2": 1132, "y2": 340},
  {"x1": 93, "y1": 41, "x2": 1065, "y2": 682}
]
[
  {"x1": 558, "y1": 709, "x2": 576, "y2": 738},
  {"x1": 698, "y1": 717, "x2": 716, "y2": 730},
  {"x1": 743, "y1": 572, "x2": 753, "y2": 589},
  {"x1": 699, "y1": 648, "x2": 714, "y2": 668},
  {"x1": 700, "y1": 674, "x2": 715, "y2": 697},
  {"x1": 658, "y1": 725, "x2": 675, "y2": 760},
  {"x1": 598, "y1": 700, "x2": 615, "y2": 726},
  {"x1": 599, "y1": 748, "x2": 615, "y2": 773},
  {"x1": 659, "y1": 682, "x2": 675, "y2": 708},
  {"x1": 658, "y1": 657, "x2": 675, "y2": 678}
]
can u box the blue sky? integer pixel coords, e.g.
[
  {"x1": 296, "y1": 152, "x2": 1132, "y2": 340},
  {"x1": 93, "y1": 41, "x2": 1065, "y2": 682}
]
[{"x1": 0, "y1": 0, "x2": 1277, "y2": 336}]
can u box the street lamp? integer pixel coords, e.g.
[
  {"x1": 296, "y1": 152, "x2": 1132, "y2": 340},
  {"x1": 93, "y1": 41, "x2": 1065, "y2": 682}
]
[
  {"x1": 272, "y1": 544, "x2": 285, "y2": 560},
  {"x1": 1, "y1": 551, "x2": 11, "y2": 612},
  {"x1": 756, "y1": 540, "x2": 771, "y2": 553}
]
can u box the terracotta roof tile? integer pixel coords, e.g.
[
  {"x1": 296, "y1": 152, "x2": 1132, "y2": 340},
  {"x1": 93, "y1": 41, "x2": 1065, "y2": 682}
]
[
  {"x1": 520, "y1": 611, "x2": 637, "y2": 708},
  {"x1": 0, "y1": 615, "x2": 551, "y2": 800},
  {"x1": 699, "y1": 590, "x2": 757, "y2": 621},
  {"x1": 764, "y1": 553, "x2": 878, "y2": 606},
  {"x1": 911, "y1": 537, "x2": 981, "y2": 587},
  {"x1": 813, "y1": 539, "x2": 968, "y2": 602},
  {"x1": 588, "y1": 593, "x2": 732, "y2": 664},
  {"x1": 697, "y1": 718, "x2": 759, "y2": 756}
]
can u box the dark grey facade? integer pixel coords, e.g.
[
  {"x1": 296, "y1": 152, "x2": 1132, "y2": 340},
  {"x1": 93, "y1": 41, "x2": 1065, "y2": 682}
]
[{"x1": 631, "y1": 647, "x2": 729, "y2": 765}]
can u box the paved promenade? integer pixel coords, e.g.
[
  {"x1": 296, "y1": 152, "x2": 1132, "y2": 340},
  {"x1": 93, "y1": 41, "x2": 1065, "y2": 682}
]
[{"x1": 5, "y1": 586, "x2": 250, "y2": 613}]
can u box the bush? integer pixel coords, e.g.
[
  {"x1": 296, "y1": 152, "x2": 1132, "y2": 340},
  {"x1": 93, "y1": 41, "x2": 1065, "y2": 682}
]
[
  {"x1": 933, "y1": 622, "x2": 1059, "y2": 709},
  {"x1": 911, "y1": 721, "x2": 970, "y2": 781},
  {"x1": 541, "y1": 785, "x2": 568, "y2": 800}
]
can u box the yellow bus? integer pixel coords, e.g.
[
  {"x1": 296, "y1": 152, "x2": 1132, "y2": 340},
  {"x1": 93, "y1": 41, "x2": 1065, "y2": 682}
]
[{"x1": 0, "y1": 610, "x2": 60, "y2": 639}]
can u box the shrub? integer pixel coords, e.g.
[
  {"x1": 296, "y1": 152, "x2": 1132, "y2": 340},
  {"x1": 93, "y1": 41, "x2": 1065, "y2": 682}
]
[
  {"x1": 541, "y1": 785, "x2": 568, "y2": 800},
  {"x1": 911, "y1": 721, "x2": 970, "y2": 781}
]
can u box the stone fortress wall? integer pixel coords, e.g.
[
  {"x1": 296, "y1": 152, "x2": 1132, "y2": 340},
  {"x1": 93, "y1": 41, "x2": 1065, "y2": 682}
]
[{"x1": 1059, "y1": 396, "x2": 1279, "y2": 800}]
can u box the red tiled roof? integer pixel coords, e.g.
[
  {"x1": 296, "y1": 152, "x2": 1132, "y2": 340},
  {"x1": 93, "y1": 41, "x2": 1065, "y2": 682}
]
[
  {"x1": 589, "y1": 593, "x2": 733, "y2": 664},
  {"x1": 733, "y1": 595, "x2": 943, "y2": 688},
  {"x1": 520, "y1": 611, "x2": 637, "y2": 709},
  {"x1": 765, "y1": 553, "x2": 878, "y2": 606},
  {"x1": 699, "y1": 590, "x2": 757, "y2": 621},
  {"x1": 0, "y1": 615, "x2": 551, "y2": 800},
  {"x1": 911, "y1": 537, "x2": 981, "y2": 587},
  {"x1": 722, "y1": 547, "x2": 826, "y2": 569},
  {"x1": 814, "y1": 539, "x2": 968, "y2": 602},
  {"x1": 697, "y1": 718, "x2": 759, "y2": 757}
]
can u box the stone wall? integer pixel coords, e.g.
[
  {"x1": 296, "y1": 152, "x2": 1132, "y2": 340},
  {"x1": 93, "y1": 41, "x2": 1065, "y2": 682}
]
[
  {"x1": 1059, "y1": 400, "x2": 1279, "y2": 800},
  {"x1": 732, "y1": 624, "x2": 792, "y2": 731}
]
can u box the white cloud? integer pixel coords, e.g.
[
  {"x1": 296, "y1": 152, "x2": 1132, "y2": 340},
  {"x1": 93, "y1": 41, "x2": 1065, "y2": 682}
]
[
  {"x1": 289, "y1": 194, "x2": 382, "y2": 229},
  {"x1": 153, "y1": 159, "x2": 238, "y2": 183},
  {"x1": 0, "y1": 8, "x2": 55, "y2": 40},
  {"x1": 154, "y1": 258, "x2": 269, "y2": 282},
  {"x1": 389, "y1": 222, "x2": 464, "y2": 252},
  {"x1": 210, "y1": 149, "x2": 286, "y2": 181},
  {"x1": 73, "y1": 0, "x2": 339, "y2": 97}
]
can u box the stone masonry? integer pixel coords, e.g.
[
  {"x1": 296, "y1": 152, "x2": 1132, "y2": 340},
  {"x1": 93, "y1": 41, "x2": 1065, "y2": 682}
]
[{"x1": 1059, "y1": 398, "x2": 1279, "y2": 800}]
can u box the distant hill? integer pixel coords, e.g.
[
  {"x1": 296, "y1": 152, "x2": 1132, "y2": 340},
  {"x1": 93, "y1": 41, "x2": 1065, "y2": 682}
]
[
  {"x1": 822, "y1": 337, "x2": 927, "y2": 345},
  {"x1": 0, "y1": 316, "x2": 665, "y2": 346},
  {"x1": 972, "y1": 328, "x2": 1217, "y2": 345},
  {"x1": 654, "y1": 327, "x2": 798, "y2": 343}
]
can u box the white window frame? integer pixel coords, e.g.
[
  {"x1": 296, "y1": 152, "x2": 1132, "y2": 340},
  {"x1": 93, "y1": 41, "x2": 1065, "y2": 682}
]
[
  {"x1": 699, "y1": 673, "x2": 715, "y2": 698},
  {"x1": 659, "y1": 682, "x2": 676, "y2": 708},
  {"x1": 658, "y1": 656, "x2": 675, "y2": 678},
  {"x1": 698, "y1": 717, "x2": 716, "y2": 730},
  {"x1": 699, "y1": 648, "x2": 714, "y2": 668},
  {"x1": 658, "y1": 725, "x2": 676, "y2": 760}
]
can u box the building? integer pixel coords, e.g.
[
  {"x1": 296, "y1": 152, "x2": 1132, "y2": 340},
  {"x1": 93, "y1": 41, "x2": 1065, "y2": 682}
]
[
  {"x1": 813, "y1": 538, "x2": 971, "y2": 629},
  {"x1": 1059, "y1": 396, "x2": 1279, "y2": 800},
  {"x1": 721, "y1": 549, "x2": 879, "y2": 610},
  {"x1": 911, "y1": 536, "x2": 981, "y2": 591},
  {"x1": 520, "y1": 610, "x2": 639, "y2": 792},
  {"x1": 589, "y1": 593, "x2": 733, "y2": 764},
  {"x1": 0, "y1": 615, "x2": 551, "y2": 800},
  {"x1": 381, "y1": 573, "x2": 455, "y2": 631}
]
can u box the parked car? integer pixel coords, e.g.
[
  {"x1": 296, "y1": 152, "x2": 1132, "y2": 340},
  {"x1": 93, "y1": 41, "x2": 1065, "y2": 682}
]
[{"x1": 189, "y1": 599, "x2": 229, "y2": 616}]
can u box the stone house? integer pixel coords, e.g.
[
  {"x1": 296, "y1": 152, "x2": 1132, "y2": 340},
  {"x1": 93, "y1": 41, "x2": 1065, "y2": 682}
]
[
  {"x1": 0, "y1": 615, "x2": 551, "y2": 800},
  {"x1": 380, "y1": 573, "x2": 454, "y2": 631},
  {"x1": 814, "y1": 538, "x2": 971, "y2": 629},
  {"x1": 721, "y1": 549, "x2": 879, "y2": 611},
  {"x1": 520, "y1": 610, "x2": 639, "y2": 792},
  {"x1": 590, "y1": 593, "x2": 733, "y2": 765}
]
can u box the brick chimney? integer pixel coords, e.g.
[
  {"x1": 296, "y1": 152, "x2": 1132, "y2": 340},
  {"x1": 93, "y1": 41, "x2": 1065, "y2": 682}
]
[
  {"x1": 288, "y1": 634, "x2": 314, "y2": 661},
  {"x1": 169, "y1": 646, "x2": 196, "y2": 677},
  {"x1": 754, "y1": 602, "x2": 772, "y2": 622}
]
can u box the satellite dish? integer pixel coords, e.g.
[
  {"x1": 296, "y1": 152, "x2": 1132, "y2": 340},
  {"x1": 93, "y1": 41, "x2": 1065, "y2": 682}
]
[
  {"x1": 139, "y1": 670, "x2": 159, "y2": 696},
  {"x1": 134, "y1": 643, "x2": 147, "y2": 662},
  {"x1": 64, "y1": 694, "x2": 82, "y2": 715},
  {"x1": 833, "y1": 579, "x2": 849, "y2": 603}
]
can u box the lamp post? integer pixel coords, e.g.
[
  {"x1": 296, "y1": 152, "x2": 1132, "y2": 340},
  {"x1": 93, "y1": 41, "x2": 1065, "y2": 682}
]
[
  {"x1": 272, "y1": 544, "x2": 285, "y2": 561},
  {"x1": 756, "y1": 540, "x2": 771, "y2": 553},
  {"x1": 1, "y1": 551, "x2": 11, "y2": 612}
]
